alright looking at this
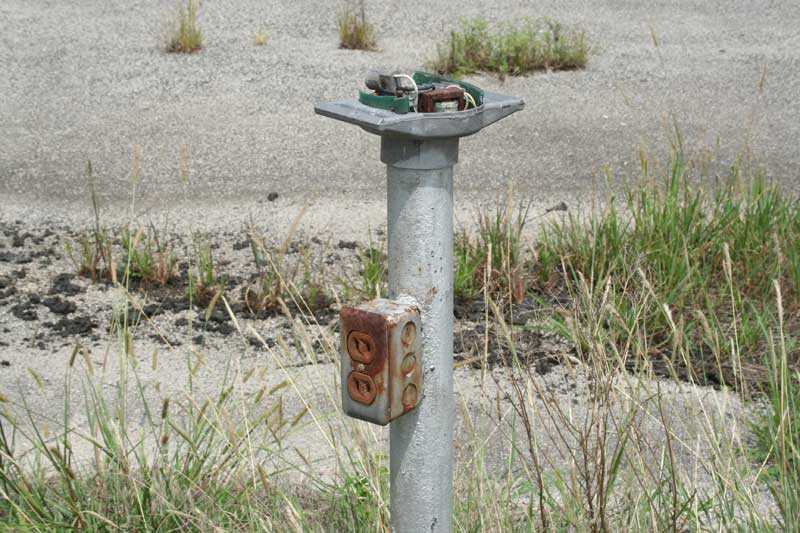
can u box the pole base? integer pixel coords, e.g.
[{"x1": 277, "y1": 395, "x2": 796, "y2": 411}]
[{"x1": 381, "y1": 137, "x2": 459, "y2": 170}]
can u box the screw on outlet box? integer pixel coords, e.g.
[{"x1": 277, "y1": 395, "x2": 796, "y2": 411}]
[
  {"x1": 340, "y1": 298, "x2": 422, "y2": 425},
  {"x1": 316, "y1": 70, "x2": 523, "y2": 533}
]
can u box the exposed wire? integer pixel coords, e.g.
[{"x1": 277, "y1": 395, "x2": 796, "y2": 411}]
[
  {"x1": 445, "y1": 84, "x2": 477, "y2": 109},
  {"x1": 463, "y1": 91, "x2": 477, "y2": 109},
  {"x1": 395, "y1": 74, "x2": 419, "y2": 112}
]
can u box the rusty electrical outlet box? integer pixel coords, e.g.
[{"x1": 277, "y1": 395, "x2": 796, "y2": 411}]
[
  {"x1": 417, "y1": 87, "x2": 466, "y2": 113},
  {"x1": 340, "y1": 298, "x2": 422, "y2": 425}
]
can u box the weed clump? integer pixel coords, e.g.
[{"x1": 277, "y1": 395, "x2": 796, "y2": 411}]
[
  {"x1": 358, "y1": 232, "x2": 386, "y2": 299},
  {"x1": 166, "y1": 0, "x2": 202, "y2": 54},
  {"x1": 66, "y1": 161, "x2": 115, "y2": 283},
  {"x1": 254, "y1": 31, "x2": 268, "y2": 46},
  {"x1": 432, "y1": 18, "x2": 588, "y2": 77},
  {"x1": 455, "y1": 198, "x2": 531, "y2": 304},
  {"x1": 188, "y1": 232, "x2": 219, "y2": 305},
  {"x1": 537, "y1": 147, "x2": 800, "y2": 390},
  {"x1": 243, "y1": 217, "x2": 332, "y2": 316},
  {"x1": 337, "y1": 1, "x2": 377, "y2": 51},
  {"x1": 120, "y1": 225, "x2": 177, "y2": 288},
  {"x1": 751, "y1": 301, "x2": 800, "y2": 530}
]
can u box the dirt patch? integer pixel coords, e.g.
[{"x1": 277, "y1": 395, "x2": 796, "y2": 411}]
[
  {"x1": 454, "y1": 323, "x2": 569, "y2": 374},
  {"x1": 10, "y1": 300, "x2": 38, "y2": 321},
  {"x1": 48, "y1": 315, "x2": 97, "y2": 337},
  {"x1": 174, "y1": 311, "x2": 235, "y2": 336},
  {"x1": 42, "y1": 296, "x2": 77, "y2": 315},
  {"x1": 50, "y1": 273, "x2": 84, "y2": 296},
  {"x1": 248, "y1": 335, "x2": 276, "y2": 350},
  {"x1": 337, "y1": 240, "x2": 358, "y2": 250},
  {"x1": 149, "y1": 333, "x2": 183, "y2": 346},
  {"x1": 0, "y1": 276, "x2": 16, "y2": 300},
  {"x1": 0, "y1": 250, "x2": 32, "y2": 264}
]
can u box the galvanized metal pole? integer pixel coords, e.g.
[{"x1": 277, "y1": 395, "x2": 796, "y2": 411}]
[{"x1": 384, "y1": 137, "x2": 456, "y2": 533}]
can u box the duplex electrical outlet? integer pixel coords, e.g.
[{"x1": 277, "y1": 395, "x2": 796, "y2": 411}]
[{"x1": 340, "y1": 298, "x2": 422, "y2": 425}]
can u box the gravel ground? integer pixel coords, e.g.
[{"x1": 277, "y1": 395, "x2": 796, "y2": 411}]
[
  {"x1": 1, "y1": 0, "x2": 799, "y2": 237},
  {"x1": 0, "y1": 0, "x2": 791, "y2": 516}
]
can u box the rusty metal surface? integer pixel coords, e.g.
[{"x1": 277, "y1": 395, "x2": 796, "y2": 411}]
[
  {"x1": 347, "y1": 331, "x2": 375, "y2": 364},
  {"x1": 417, "y1": 87, "x2": 466, "y2": 113},
  {"x1": 347, "y1": 371, "x2": 377, "y2": 404},
  {"x1": 339, "y1": 298, "x2": 422, "y2": 425}
]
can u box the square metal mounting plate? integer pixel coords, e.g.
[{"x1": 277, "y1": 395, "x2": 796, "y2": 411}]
[{"x1": 315, "y1": 91, "x2": 524, "y2": 140}]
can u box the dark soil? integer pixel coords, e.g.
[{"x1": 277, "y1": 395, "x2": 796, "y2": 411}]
[
  {"x1": 0, "y1": 250, "x2": 32, "y2": 264},
  {"x1": 149, "y1": 333, "x2": 183, "y2": 346},
  {"x1": 10, "y1": 301, "x2": 37, "y2": 321},
  {"x1": 0, "y1": 220, "x2": 776, "y2": 396},
  {"x1": 50, "y1": 273, "x2": 84, "y2": 296},
  {"x1": 248, "y1": 335, "x2": 275, "y2": 350},
  {"x1": 48, "y1": 315, "x2": 97, "y2": 337},
  {"x1": 454, "y1": 323, "x2": 565, "y2": 374},
  {"x1": 337, "y1": 240, "x2": 358, "y2": 250},
  {"x1": 174, "y1": 311, "x2": 235, "y2": 336},
  {"x1": 1, "y1": 224, "x2": 58, "y2": 265},
  {"x1": 0, "y1": 276, "x2": 15, "y2": 300},
  {"x1": 42, "y1": 296, "x2": 77, "y2": 315}
]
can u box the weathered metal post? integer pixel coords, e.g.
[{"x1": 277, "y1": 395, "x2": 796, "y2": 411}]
[
  {"x1": 385, "y1": 136, "x2": 456, "y2": 532},
  {"x1": 315, "y1": 72, "x2": 522, "y2": 532}
]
